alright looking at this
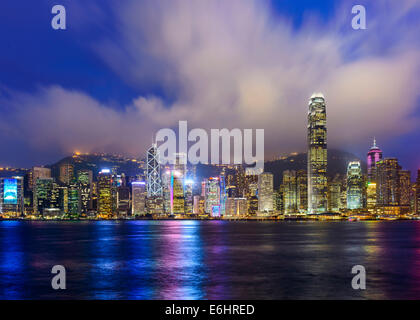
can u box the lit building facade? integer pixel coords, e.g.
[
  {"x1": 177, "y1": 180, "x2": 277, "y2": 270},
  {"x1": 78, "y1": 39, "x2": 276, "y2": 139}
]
[
  {"x1": 33, "y1": 178, "x2": 54, "y2": 215},
  {"x1": 0, "y1": 177, "x2": 24, "y2": 217},
  {"x1": 283, "y1": 170, "x2": 298, "y2": 214},
  {"x1": 346, "y1": 161, "x2": 363, "y2": 210},
  {"x1": 367, "y1": 138, "x2": 383, "y2": 182},
  {"x1": 205, "y1": 177, "x2": 221, "y2": 217},
  {"x1": 59, "y1": 163, "x2": 74, "y2": 185},
  {"x1": 132, "y1": 181, "x2": 146, "y2": 216},
  {"x1": 415, "y1": 170, "x2": 420, "y2": 215},
  {"x1": 258, "y1": 172, "x2": 274, "y2": 213},
  {"x1": 225, "y1": 198, "x2": 247, "y2": 216},
  {"x1": 146, "y1": 144, "x2": 162, "y2": 197},
  {"x1": 307, "y1": 93, "x2": 328, "y2": 214},
  {"x1": 97, "y1": 169, "x2": 113, "y2": 218}
]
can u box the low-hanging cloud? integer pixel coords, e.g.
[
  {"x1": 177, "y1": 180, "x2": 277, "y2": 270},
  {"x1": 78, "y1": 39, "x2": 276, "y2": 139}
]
[{"x1": 1, "y1": 0, "x2": 420, "y2": 166}]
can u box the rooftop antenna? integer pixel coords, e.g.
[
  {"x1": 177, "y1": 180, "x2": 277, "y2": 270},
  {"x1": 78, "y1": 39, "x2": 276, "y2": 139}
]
[{"x1": 373, "y1": 137, "x2": 377, "y2": 148}]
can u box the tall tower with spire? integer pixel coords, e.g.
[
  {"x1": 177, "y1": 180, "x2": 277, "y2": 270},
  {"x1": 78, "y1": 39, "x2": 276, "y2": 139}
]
[
  {"x1": 367, "y1": 137, "x2": 383, "y2": 182},
  {"x1": 307, "y1": 93, "x2": 328, "y2": 214}
]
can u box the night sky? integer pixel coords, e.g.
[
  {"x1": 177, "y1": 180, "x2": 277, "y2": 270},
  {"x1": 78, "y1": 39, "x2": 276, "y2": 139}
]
[{"x1": 0, "y1": 0, "x2": 419, "y2": 177}]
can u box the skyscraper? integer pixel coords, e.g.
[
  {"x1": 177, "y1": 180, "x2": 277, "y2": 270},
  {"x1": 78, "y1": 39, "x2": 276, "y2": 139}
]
[
  {"x1": 297, "y1": 170, "x2": 308, "y2": 214},
  {"x1": 29, "y1": 166, "x2": 51, "y2": 190},
  {"x1": 132, "y1": 181, "x2": 146, "y2": 216},
  {"x1": 375, "y1": 158, "x2": 411, "y2": 216},
  {"x1": 97, "y1": 169, "x2": 113, "y2": 218},
  {"x1": 146, "y1": 144, "x2": 162, "y2": 197},
  {"x1": 346, "y1": 161, "x2": 363, "y2": 210},
  {"x1": 0, "y1": 177, "x2": 24, "y2": 218},
  {"x1": 33, "y1": 178, "x2": 54, "y2": 216},
  {"x1": 204, "y1": 177, "x2": 221, "y2": 217},
  {"x1": 258, "y1": 172, "x2": 274, "y2": 213},
  {"x1": 307, "y1": 93, "x2": 327, "y2": 214},
  {"x1": 367, "y1": 138, "x2": 383, "y2": 182},
  {"x1": 283, "y1": 170, "x2": 298, "y2": 214},
  {"x1": 415, "y1": 170, "x2": 420, "y2": 215},
  {"x1": 59, "y1": 163, "x2": 74, "y2": 185}
]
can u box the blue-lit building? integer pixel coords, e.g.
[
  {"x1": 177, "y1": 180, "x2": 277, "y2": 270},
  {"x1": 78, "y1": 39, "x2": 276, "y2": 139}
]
[{"x1": 0, "y1": 177, "x2": 24, "y2": 218}]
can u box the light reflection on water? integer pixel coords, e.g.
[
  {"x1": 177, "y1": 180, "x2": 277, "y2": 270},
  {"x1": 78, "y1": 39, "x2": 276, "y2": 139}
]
[{"x1": 1, "y1": 220, "x2": 420, "y2": 299}]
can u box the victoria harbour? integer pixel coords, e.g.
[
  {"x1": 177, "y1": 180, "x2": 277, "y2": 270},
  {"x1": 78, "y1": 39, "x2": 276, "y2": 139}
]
[{"x1": 1, "y1": 220, "x2": 420, "y2": 300}]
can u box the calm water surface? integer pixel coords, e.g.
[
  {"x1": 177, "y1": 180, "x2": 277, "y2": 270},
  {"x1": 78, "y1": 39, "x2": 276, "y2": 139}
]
[{"x1": 1, "y1": 220, "x2": 420, "y2": 300}]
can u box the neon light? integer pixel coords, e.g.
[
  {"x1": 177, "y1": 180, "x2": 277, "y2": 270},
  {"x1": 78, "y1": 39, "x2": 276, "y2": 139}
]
[{"x1": 3, "y1": 179, "x2": 17, "y2": 205}]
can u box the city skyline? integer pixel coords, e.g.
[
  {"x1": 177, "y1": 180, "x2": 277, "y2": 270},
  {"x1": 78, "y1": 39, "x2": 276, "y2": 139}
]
[
  {"x1": 0, "y1": 1, "x2": 419, "y2": 176},
  {"x1": 1, "y1": 92, "x2": 419, "y2": 220}
]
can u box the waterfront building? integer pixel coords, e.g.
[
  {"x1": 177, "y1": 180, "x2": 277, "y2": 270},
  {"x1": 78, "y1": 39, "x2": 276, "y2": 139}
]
[
  {"x1": 146, "y1": 144, "x2": 162, "y2": 197},
  {"x1": 366, "y1": 182, "x2": 377, "y2": 213},
  {"x1": 33, "y1": 178, "x2": 54, "y2": 215},
  {"x1": 376, "y1": 158, "x2": 411, "y2": 215},
  {"x1": 258, "y1": 172, "x2": 274, "y2": 213},
  {"x1": 399, "y1": 170, "x2": 411, "y2": 207},
  {"x1": 367, "y1": 138, "x2": 383, "y2": 182},
  {"x1": 225, "y1": 198, "x2": 247, "y2": 217},
  {"x1": 117, "y1": 186, "x2": 130, "y2": 217},
  {"x1": 97, "y1": 169, "x2": 113, "y2": 218},
  {"x1": 184, "y1": 179, "x2": 194, "y2": 214},
  {"x1": 132, "y1": 181, "x2": 146, "y2": 216},
  {"x1": 248, "y1": 195, "x2": 259, "y2": 215},
  {"x1": 297, "y1": 170, "x2": 308, "y2": 214},
  {"x1": 0, "y1": 176, "x2": 24, "y2": 217},
  {"x1": 205, "y1": 177, "x2": 221, "y2": 217},
  {"x1": 346, "y1": 161, "x2": 363, "y2": 210},
  {"x1": 415, "y1": 170, "x2": 420, "y2": 215},
  {"x1": 172, "y1": 171, "x2": 185, "y2": 215},
  {"x1": 328, "y1": 174, "x2": 342, "y2": 213},
  {"x1": 283, "y1": 170, "x2": 298, "y2": 214},
  {"x1": 67, "y1": 183, "x2": 80, "y2": 218},
  {"x1": 307, "y1": 93, "x2": 328, "y2": 214}
]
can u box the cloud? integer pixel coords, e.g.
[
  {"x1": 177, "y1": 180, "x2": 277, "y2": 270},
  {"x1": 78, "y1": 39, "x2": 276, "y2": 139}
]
[{"x1": 2, "y1": 0, "x2": 420, "y2": 165}]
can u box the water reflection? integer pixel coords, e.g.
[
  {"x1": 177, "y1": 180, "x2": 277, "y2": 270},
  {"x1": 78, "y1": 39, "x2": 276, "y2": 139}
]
[
  {"x1": 1, "y1": 220, "x2": 420, "y2": 299},
  {"x1": 0, "y1": 221, "x2": 24, "y2": 299}
]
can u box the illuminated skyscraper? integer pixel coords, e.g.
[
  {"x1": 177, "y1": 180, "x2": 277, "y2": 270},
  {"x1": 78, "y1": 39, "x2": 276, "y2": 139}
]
[
  {"x1": 59, "y1": 163, "x2": 74, "y2": 185},
  {"x1": 283, "y1": 170, "x2": 298, "y2": 214},
  {"x1": 297, "y1": 170, "x2": 308, "y2": 214},
  {"x1": 117, "y1": 186, "x2": 130, "y2": 217},
  {"x1": 366, "y1": 182, "x2": 377, "y2": 213},
  {"x1": 0, "y1": 177, "x2": 24, "y2": 217},
  {"x1": 146, "y1": 144, "x2": 162, "y2": 197},
  {"x1": 132, "y1": 181, "x2": 146, "y2": 216},
  {"x1": 258, "y1": 172, "x2": 274, "y2": 213},
  {"x1": 205, "y1": 177, "x2": 221, "y2": 216},
  {"x1": 346, "y1": 161, "x2": 363, "y2": 210},
  {"x1": 307, "y1": 93, "x2": 328, "y2": 214},
  {"x1": 29, "y1": 166, "x2": 51, "y2": 190},
  {"x1": 415, "y1": 170, "x2": 420, "y2": 215},
  {"x1": 367, "y1": 138, "x2": 383, "y2": 182},
  {"x1": 97, "y1": 169, "x2": 113, "y2": 218},
  {"x1": 67, "y1": 183, "x2": 80, "y2": 218},
  {"x1": 172, "y1": 170, "x2": 185, "y2": 215},
  {"x1": 184, "y1": 179, "x2": 194, "y2": 214},
  {"x1": 376, "y1": 159, "x2": 400, "y2": 207},
  {"x1": 225, "y1": 198, "x2": 247, "y2": 216},
  {"x1": 33, "y1": 178, "x2": 54, "y2": 215},
  {"x1": 77, "y1": 169, "x2": 92, "y2": 217},
  {"x1": 399, "y1": 170, "x2": 411, "y2": 207}
]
